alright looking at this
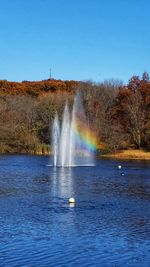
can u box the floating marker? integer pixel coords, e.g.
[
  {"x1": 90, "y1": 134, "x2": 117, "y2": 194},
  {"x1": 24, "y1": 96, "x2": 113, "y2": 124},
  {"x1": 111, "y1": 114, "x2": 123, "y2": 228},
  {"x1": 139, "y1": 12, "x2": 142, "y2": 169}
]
[
  {"x1": 118, "y1": 165, "x2": 122, "y2": 169},
  {"x1": 69, "y1": 197, "x2": 75, "y2": 203}
]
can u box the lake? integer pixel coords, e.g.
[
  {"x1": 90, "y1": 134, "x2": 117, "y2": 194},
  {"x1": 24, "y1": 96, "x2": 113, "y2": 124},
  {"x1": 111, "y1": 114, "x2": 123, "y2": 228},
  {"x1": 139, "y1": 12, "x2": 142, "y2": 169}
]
[{"x1": 0, "y1": 155, "x2": 150, "y2": 267}]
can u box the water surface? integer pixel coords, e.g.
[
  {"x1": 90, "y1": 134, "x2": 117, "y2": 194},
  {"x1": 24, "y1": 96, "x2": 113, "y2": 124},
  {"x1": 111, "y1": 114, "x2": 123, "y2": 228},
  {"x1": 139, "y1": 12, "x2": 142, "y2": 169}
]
[{"x1": 0, "y1": 155, "x2": 150, "y2": 266}]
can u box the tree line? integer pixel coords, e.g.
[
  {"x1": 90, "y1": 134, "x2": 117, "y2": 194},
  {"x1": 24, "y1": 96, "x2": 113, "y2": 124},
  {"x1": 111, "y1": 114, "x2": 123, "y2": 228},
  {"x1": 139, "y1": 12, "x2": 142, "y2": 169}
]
[{"x1": 0, "y1": 73, "x2": 150, "y2": 154}]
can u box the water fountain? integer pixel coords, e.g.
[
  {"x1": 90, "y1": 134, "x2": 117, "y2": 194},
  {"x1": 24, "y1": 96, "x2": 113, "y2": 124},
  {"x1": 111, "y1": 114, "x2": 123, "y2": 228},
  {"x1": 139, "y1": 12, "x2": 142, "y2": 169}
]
[
  {"x1": 52, "y1": 94, "x2": 96, "y2": 167},
  {"x1": 52, "y1": 113, "x2": 60, "y2": 167}
]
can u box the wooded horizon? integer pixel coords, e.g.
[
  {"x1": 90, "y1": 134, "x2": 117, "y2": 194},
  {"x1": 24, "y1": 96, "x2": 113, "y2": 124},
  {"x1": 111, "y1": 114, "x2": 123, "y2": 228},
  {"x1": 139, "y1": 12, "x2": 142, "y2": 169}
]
[{"x1": 1, "y1": 72, "x2": 150, "y2": 154}]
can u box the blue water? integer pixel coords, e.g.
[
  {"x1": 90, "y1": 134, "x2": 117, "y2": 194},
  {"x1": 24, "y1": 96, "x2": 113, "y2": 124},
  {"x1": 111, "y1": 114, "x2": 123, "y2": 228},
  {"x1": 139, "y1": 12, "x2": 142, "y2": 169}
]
[{"x1": 0, "y1": 155, "x2": 150, "y2": 267}]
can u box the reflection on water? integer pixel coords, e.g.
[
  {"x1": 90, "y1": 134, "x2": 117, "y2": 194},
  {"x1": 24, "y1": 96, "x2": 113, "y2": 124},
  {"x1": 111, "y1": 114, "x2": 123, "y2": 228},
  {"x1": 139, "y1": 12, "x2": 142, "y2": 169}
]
[
  {"x1": 69, "y1": 203, "x2": 75, "y2": 208},
  {"x1": 0, "y1": 155, "x2": 150, "y2": 266},
  {"x1": 51, "y1": 167, "x2": 74, "y2": 199}
]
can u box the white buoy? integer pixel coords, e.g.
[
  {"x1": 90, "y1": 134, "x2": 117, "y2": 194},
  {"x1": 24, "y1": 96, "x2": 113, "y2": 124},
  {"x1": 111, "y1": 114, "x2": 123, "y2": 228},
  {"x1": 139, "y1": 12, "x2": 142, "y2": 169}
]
[
  {"x1": 118, "y1": 165, "x2": 122, "y2": 169},
  {"x1": 69, "y1": 197, "x2": 75, "y2": 203}
]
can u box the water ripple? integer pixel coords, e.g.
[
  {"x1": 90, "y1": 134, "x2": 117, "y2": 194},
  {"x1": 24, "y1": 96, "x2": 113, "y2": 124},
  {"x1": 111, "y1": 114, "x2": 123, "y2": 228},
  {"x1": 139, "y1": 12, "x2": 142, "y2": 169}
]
[{"x1": 0, "y1": 156, "x2": 150, "y2": 266}]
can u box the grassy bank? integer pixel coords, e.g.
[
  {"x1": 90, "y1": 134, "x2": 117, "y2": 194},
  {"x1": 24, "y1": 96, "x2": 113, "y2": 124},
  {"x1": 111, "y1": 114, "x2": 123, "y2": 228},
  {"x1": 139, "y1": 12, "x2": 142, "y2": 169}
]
[
  {"x1": 100, "y1": 149, "x2": 150, "y2": 160},
  {"x1": 0, "y1": 144, "x2": 50, "y2": 155},
  {"x1": 1, "y1": 144, "x2": 150, "y2": 160},
  {"x1": 34, "y1": 144, "x2": 50, "y2": 155}
]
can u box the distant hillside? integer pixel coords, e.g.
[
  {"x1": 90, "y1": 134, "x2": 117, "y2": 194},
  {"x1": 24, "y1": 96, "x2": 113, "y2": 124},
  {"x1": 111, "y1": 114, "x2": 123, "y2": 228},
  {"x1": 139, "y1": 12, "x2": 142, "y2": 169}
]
[
  {"x1": 1, "y1": 73, "x2": 150, "y2": 155},
  {"x1": 0, "y1": 79, "x2": 78, "y2": 96}
]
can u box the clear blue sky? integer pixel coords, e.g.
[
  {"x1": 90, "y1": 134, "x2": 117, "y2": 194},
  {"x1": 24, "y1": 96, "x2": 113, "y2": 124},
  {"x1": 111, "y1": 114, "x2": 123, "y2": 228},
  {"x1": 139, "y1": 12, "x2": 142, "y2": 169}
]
[{"x1": 0, "y1": 0, "x2": 150, "y2": 83}]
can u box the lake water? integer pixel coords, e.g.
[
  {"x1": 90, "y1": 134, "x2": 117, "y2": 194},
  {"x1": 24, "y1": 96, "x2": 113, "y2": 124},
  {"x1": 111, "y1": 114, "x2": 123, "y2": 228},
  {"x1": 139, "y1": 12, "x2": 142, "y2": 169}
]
[{"x1": 0, "y1": 155, "x2": 150, "y2": 267}]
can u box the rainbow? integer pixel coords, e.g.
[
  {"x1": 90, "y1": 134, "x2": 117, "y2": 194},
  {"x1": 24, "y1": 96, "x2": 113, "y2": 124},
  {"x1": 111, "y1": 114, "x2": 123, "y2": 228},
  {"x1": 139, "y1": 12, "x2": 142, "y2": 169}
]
[{"x1": 73, "y1": 117, "x2": 97, "y2": 152}]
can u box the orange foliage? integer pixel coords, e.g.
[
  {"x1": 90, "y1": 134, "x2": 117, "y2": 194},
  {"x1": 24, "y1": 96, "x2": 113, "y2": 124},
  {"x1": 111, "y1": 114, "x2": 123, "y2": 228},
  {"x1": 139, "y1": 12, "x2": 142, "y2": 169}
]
[{"x1": 0, "y1": 79, "x2": 78, "y2": 96}]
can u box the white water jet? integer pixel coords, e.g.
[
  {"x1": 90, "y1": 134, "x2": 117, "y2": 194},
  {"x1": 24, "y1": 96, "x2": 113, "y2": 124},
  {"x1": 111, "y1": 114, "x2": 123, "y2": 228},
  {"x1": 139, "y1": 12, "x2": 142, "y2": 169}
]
[
  {"x1": 59, "y1": 103, "x2": 70, "y2": 167},
  {"x1": 69, "y1": 100, "x2": 75, "y2": 166},
  {"x1": 52, "y1": 94, "x2": 95, "y2": 167},
  {"x1": 52, "y1": 113, "x2": 60, "y2": 166}
]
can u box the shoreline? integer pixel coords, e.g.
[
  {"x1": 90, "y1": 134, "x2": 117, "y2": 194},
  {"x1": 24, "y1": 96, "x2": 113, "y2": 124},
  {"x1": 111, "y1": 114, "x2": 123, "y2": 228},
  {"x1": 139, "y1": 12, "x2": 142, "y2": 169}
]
[
  {"x1": 100, "y1": 149, "x2": 150, "y2": 161},
  {"x1": 1, "y1": 149, "x2": 150, "y2": 161}
]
